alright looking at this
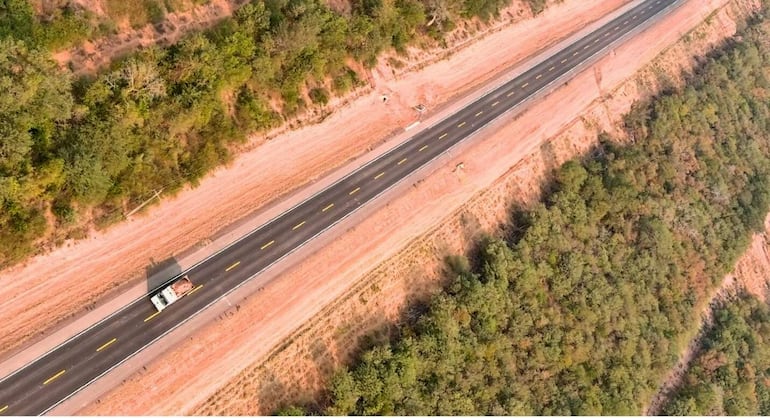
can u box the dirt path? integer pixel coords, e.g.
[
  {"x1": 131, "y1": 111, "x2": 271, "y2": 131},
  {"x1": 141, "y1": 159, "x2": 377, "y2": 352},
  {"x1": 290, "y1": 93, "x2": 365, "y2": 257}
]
[{"x1": 71, "y1": 0, "x2": 758, "y2": 414}]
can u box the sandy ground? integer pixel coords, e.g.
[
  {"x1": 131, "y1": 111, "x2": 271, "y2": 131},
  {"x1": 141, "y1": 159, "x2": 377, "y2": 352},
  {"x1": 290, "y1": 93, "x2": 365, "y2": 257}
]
[
  {"x1": 0, "y1": 0, "x2": 630, "y2": 364},
  {"x1": 69, "y1": 0, "x2": 755, "y2": 414}
]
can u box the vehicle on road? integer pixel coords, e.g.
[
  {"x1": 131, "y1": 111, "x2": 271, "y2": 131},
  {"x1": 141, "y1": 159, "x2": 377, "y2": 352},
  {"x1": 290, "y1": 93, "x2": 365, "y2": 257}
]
[{"x1": 150, "y1": 275, "x2": 194, "y2": 312}]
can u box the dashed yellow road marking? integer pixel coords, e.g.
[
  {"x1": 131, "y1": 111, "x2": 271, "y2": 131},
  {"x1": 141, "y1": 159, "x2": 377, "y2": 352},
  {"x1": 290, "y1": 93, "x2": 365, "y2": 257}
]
[
  {"x1": 615, "y1": 25, "x2": 620, "y2": 30},
  {"x1": 573, "y1": 51, "x2": 579, "y2": 56},
  {"x1": 0, "y1": 405, "x2": 7, "y2": 414},
  {"x1": 374, "y1": 172, "x2": 385, "y2": 180},
  {"x1": 96, "y1": 338, "x2": 117, "y2": 352},
  {"x1": 475, "y1": 111, "x2": 483, "y2": 117},
  {"x1": 457, "y1": 122, "x2": 466, "y2": 128},
  {"x1": 624, "y1": 20, "x2": 629, "y2": 25},
  {"x1": 605, "y1": 32, "x2": 610, "y2": 37},
  {"x1": 594, "y1": 38, "x2": 600, "y2": 43},
  {"x1": 583, "y1": 44, "x2": 590, "y2": 50},
  {"x1": 43, "y1": 370, "x2": 65, "y2": 385},
  {"x1": 322, "y1": 203, "x2": 334, "y2": 212},
  {"x1": 419, "y1": 145, "x2": 428, "y2": 152},
  {"x1": 397, "y1": 158, "x2": 407, "y2": 165},
  {"x1": 439, "y1": 133, "x2": 448, "y2": 139},
  {"x1": 521, "y1": 82, "x2": 529, "y2": 88},
  {"x1": 292, "y1": 220, "x2": 306, "y2": 230},
  {"x1": 261, "y1": 240, "x2": 275, "y2": 249},
  {"x1": 188, "y1": 284, "x2": 203, "y2": 295},
  {"x1": 144, "y1": 311, "x2": 160, "y2": 322},
  {"x1": 348, "y1": 187, "x2": 360, "y2": 195},
  {"x1": 632, "y1": 14, "x2": 637, "y2": 19},
  {"x1": 507, "y1": 91, "x2": 515, "y2": 97},
  {"x1": 561, "y1": 58, "x2": 567, "y2": 64},
  {"x1": 225, "y1": 261, "x2": 240, "y2": 272},
  {"x1": 536, "y1": 74, "x2": 542, "y2": 79},
  {"x1": 548, "y1": 66, "x2": 555, "y2": 71},
  {"x1": 491, "y1": 101, "x2": 499, "y2": 107}
]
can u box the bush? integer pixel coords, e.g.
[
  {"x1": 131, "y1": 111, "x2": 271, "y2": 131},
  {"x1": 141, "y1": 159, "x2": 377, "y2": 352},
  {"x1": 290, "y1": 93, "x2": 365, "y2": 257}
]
[{"x1": 309, "y1": 87, "x2": 330, "y2": 105}]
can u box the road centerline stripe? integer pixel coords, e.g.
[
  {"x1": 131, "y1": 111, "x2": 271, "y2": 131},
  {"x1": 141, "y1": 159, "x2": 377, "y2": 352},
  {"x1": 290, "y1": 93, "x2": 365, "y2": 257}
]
[
  {"x1": 457, "y1": 122, "x2": 466, "y2": 128},
  {"x1": 144, "y1": 311, "x2": 160, "y2": 322},
  {"x1": 292, "y1": 220, "x2": 306, "y2": 229},
  {"x1": 397, "y1": 158, "x2": 407, "y2": 165},
  {"x1": 521, "y1": 82, "x2": 529, "y2": 88},
  {"x1": 261, "y1": 240, "x2": 275, "y2": 250},
  {"x1": 374, "y1": 172, "x2": 385, "y2": 180},
  {"x1": 549, "y1": 66, "x2": 555, "y2": 71},
  {"x1": 561, "y1": 58, "x2": 567, "y2": 63},
  {"x1": 0, "y1": 405, "x2": 7, "y2": 414},
  {"x1": 322, "y1": 203, "x2": 334, "y2": 212},
  {"x1": 419, "y1": 145, "x2": 428, "y2": 151},
  {"x1": 43, "y1": 370, "x2": 65, "y2": 385},
  {"x1": 491, "y1": 101, "x2": 499, "y2": 107},
  {"x1": 439, "y1": 133, "x2": 448, "y2": 139},
  {"x1": 96, "y1": 338, "x2": 117, "y2": 352},
  {"x1": 225, "y1": 261, "x2": 240, "y2": 271},
  {"x1": 475, "y1": 111, "x2": 483, "y2": 117},
  {"x1": 188, "y1": 284, "x2": 203, "y2": 295},
  {"x1": 348, "y1": 187, "x2": 360, "y2": 195}
]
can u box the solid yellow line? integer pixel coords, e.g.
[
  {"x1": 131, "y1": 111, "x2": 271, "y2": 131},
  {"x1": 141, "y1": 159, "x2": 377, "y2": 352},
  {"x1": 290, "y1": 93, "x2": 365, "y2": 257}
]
[
  {"x1": 225, "y1": 261, "x2": 240, "y2": 272},
  {"x1": 261, "y1": 240, "x2": 275, "y2": 250},
  {"x1": 374, "y1": 172, "x2": 385, "y2": 180},
  {"x1": 292, "y1": 220, "x2": 306, "y2": 230},
  {"x1": 521, "y1": 82, "x2": 529, "y2": 88},
  {"x1": 144, "y1": 311, "x2": 160, "y2": 322},
  {"x1": 475, "y1": 111, "x2": 483, "y2": 117},
  {"x1": 397, "y1": 158, "x2": 407, "y2": 165},
  {"x1": 322, "y1": 203, "x2": 334, "y2": 212},
  {"x1": 43, "y1": 370, "x2": 66, "y2": 385},
  {"x1": 96, "y1": 338, "x2": 117, "y2": 352},
  {"x1": 0, "y1": 405, "x2": 7, "y2": 414},
  {"x1": 457, "y1": 122, "x2": 466, "y2": 128},
  {"x1": 348, "y1": 188, "x2": 360, "y2": 195},
  {"x1": 188, "y1": 284, "x2": 203, "y2": 295},
  {"x1": 439, "y1": 133, "x2": 448, "y2": 139},
  {"x1": 419, "y1": 145, "x2": 428, "y2": 152},
  {"x1": 491, "y1": 101, "x2": 499, "y2": 107}
]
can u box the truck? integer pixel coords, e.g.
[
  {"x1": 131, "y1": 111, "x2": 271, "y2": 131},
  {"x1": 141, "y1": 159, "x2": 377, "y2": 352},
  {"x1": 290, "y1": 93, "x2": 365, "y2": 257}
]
[{"x1": 150, "y1": 275, "x2": 194, "y2": 312}]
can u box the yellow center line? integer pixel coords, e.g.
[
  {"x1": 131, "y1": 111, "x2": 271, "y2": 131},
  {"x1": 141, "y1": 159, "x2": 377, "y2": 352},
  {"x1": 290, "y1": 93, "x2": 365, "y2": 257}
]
[
  {"x1": 419, "y1": 145, "x2": 428, "y2": 152},
  {"x1": 457, "y1": 122, "x2": 466, "y2": 128},
  {"x1": 322, "y1": 203, "x2": 334, "y2": 212},
  {"x1": 0, "y1": 405, "x2": 7, "y2": 414},
  {"x1": 573, "y1": 51, "x2": 579, "y2": 56},
  {"x1": 536, "y1": 74, "x2": 542, "y2": 79},
  {"x1": 594, "y1": 38, "x2": 599, "y2": 43},
  {"x1": 507, "y1": 91, "x2": 515, "y2": 97},
  {"x1": 144, "y1": 311, "x2": 160, "y2": 322},
  {"x1": 43, "y1": 370, "x2": 66, "y2": 385},
  {"x1": 615, "y1": 26, "x2": 620, "y2": 30},
  {"x1": 348, "y1": 187, "x2": 360, "y2": 195},
  {"x1": 188, "y1": 284, "x2": 203, "y2": 295},
  {"x1": 96, "y1": 338, "x2": 117, "y2": 352},
  {"x1": 583, "y1": 44, "x2": 590, "y2": 50},
  {"x1": 397, "y1": 158, "x2": 407, "y2": 165},
  {"x1": 292, "y1": 220, "x2": 306, "y2": 229},
  {"x1": 521, "y1": 82, "x2": 529, "y2": 88},
  {"x1": 374, "y1": 172, "x2": 385, "y2": 180},
  {"x1": 261, "y1": 240, "x2": 275, "y2": 250},
  {"x1": 624, "y1": 20, "x2": 629, "y2": 25},
  {"x1": 491, "y1": 101, "x2": 499, "y2": 107},
  {"x1": 439, "y1": 133, "x2": 448, "y2": 139},
  {"x1": 632, "y1": 15, "x2": 637, "y2": 19},
  {"x1": 225, "y1": 261, "x2": 240, "y2": 272},
  {"x1": 561, "y1": 58, "x2": 567, "y2": 63},
  {"x1": 605, "y1": 32, "x2": 610, "y2": 37},
  {"x1": 548, "y1": 66, "x2": 555, "y2": 71},
  {"x1": 475, "y1": 111, "x2": 483, "y2": 117}
]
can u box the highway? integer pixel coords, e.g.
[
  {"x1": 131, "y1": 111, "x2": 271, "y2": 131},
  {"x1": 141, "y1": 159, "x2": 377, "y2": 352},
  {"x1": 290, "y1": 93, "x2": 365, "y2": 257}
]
[{"x1": 0, "y1": 0, "x2": 681, "y2": 414}]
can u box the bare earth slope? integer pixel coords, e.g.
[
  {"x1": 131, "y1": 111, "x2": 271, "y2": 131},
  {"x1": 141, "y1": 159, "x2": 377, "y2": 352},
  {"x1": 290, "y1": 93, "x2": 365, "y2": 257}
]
[
  {"x1": 73, "y1": 0, "x2": 760, "y2": 414},
  {"x1": 0, "y1": 0, "x2": 628, "y2": 364}
]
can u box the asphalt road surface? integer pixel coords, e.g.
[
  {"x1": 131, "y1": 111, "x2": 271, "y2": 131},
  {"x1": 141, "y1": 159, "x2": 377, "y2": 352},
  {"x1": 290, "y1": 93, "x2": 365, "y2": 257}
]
[{"x1": 0, "y1": 0, "x2": 681, "y2": 414}]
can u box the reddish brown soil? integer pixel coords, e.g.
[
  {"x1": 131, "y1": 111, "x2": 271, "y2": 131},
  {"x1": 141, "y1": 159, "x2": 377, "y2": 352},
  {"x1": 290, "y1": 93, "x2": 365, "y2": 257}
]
[{"x1": 72, "y1": 0, "x2": 754, "y2": 414}]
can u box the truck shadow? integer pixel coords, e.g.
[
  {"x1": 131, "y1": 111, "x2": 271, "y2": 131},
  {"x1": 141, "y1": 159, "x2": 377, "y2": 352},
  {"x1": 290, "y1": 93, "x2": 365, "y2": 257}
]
[{"x1": 145, "y1": 257, "x2": 182, "y2": 293}]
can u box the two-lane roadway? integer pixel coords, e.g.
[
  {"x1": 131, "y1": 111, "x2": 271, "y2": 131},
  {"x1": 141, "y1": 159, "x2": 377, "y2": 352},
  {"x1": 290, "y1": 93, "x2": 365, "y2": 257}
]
[{"x1": 0, "y1": 0, "x2": 682, "y2": 414}]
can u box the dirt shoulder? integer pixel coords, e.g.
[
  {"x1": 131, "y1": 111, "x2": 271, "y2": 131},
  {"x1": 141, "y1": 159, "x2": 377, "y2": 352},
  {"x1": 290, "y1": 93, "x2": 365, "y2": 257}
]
[
  {"x1": 72, "y1": 0, "x2": 756, "y2": 414},
  {"x1": 0, "y1": 0, "x2": 630, "y2": 366}
]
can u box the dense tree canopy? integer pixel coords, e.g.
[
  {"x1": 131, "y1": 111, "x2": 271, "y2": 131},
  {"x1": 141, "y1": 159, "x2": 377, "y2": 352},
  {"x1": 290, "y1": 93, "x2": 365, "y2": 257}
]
[
  {"x1": 662, "y1": 294, "x2": 770, "y2": 416},
  {"x1": 280, "y1": 9, "x2": 770, "y2": 415}
]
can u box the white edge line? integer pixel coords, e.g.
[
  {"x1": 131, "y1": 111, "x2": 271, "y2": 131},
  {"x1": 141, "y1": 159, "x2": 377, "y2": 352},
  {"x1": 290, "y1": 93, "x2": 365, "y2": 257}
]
[{"x1": 31, "y1": 0, "x2": 683, "y2": 413}]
